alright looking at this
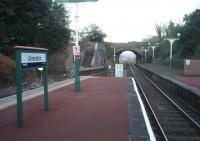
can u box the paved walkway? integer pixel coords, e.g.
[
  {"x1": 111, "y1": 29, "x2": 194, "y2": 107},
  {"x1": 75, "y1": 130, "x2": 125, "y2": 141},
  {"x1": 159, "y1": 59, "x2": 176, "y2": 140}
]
[
  {"x1": 176, "y1": 77, "x2": 200, "y2": 89},
  {"x1": 0, "y1": 76, "x2": 91, "y2": 110},
  {"x1": 0, "y1": 77, "x2": 128, "y2": 141}
]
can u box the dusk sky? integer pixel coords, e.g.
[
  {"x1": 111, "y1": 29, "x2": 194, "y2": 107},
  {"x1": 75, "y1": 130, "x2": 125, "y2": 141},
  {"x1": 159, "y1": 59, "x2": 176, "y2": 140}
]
[{"x1": 66, "y1": 0, "x2": 200, "y2": 42}]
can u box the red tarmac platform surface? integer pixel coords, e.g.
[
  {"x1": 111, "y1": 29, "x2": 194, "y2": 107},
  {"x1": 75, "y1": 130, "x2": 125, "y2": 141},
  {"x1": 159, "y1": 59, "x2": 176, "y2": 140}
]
[
  {"x1": 176, "y1": 76, "x2": 200, "y2": 89},
  {"x1": 0, "y1": 77, "x2": 128, "y2": 141}
]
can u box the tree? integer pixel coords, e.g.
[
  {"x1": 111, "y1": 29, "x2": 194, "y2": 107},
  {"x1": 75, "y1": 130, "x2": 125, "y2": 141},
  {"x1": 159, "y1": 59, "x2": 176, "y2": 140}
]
[
  {"x1": 178, "y1": 9, "x2": 200, "y2": 58},
  {"x1": 142, "y1": 35, "x2": 159, "y2": 43},
  {"x1": 0, "y1": 0, "x2": 70, "y2": 56},
  {"x1": 154, "y1": 22, "x2": 182, "y2": 42},
  {"x1": 36, "y1": 1, "x2": 70, "y2": 53},
  {"x1": 104, "y1": 42, "x2": 114, "y2": 61},
  {"x1": 81, "y1": 24, "x2": 106, "y2": 43},
  {"x1": 153, "y1": 21, "x2": 183, "y2": 60},
  {"x1": 163, "y1": 21, "x2": 182, "y2": 38},
  {"x1": 155, "y1": 24, "x2": 164, "y2": 42}
]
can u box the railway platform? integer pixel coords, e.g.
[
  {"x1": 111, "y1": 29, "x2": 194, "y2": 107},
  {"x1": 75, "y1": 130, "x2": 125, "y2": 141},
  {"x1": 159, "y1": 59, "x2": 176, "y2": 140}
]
[
  {"x1": 176, "y1": 76, "x2": 200, "y2": 89},
  {"x1": 0, "y1": 76, "x2": 154, "y2": 141}
]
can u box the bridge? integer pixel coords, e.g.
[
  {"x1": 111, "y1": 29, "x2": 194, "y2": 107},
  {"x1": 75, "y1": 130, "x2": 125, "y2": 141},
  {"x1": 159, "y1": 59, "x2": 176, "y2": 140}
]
[{"x1": 112, "y1": 42, "x2": 146, "y2": 63}]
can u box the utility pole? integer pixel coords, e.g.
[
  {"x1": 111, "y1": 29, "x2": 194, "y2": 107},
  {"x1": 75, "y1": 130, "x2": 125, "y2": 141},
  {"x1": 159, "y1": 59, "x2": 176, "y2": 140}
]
[{"x1": 55, "y1": 0, "x2": 98, "y2": 92}]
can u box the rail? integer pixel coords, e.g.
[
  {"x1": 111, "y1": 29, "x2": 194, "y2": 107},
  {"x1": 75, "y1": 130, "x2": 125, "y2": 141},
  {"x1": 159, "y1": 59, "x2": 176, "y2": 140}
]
[
  {"x1": 129, "y1": 64, "x2": 168, "y2": 141},
  {"x1": 130, "y1": 64, "x2": 200, "y2": 140},
  {"x1": 0, "y1": 67, "x2": 106, "y2": 98},
  {"x1": 136, "y1": 64, "x2": 200, "y2": 112},
  {"x1": 80, "y1": 67, "x2": 106, "y2": 76}
]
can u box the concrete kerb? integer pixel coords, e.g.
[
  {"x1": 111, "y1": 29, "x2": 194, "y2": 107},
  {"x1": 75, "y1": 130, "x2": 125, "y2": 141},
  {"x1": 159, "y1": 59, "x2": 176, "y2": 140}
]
[{"x1": 0, "y1": 76, "x2": 93, "y2": 110}]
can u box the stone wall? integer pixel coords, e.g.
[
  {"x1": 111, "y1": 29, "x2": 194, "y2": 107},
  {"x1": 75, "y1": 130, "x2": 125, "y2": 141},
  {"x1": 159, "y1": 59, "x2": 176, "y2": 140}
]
[{"x1": 184, "y1": 59, "x2": 200, "y2": 76}]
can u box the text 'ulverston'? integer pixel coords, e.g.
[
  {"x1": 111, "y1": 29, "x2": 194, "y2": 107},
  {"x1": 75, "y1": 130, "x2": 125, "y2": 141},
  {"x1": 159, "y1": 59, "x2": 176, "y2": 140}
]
[{"x1": 28, "y1": 56, "x2": 42, "y2": 62}]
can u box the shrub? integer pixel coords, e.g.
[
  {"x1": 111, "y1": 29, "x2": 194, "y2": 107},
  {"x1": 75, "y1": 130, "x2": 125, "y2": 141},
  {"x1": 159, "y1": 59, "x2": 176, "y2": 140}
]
[
  {"x1": 105, "y1": 44, "x2": 114, "y2": 60},
  {"x1": 0, "y1": 54, "x2": 15, "y2": 85},
  {"x1": 48, "y1": 49, "x2": 67, "y2": 79},
  {"x1": 162, "y1": 58, "x2": 184, "y2": 69},
  {"x1": 85, "y1": 47, "x2": 94, "y2": 57}
]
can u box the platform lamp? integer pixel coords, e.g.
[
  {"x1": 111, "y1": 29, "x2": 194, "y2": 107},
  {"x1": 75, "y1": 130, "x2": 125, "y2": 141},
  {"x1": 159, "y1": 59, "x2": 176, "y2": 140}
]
[
  {"x1": 164, "y1": 33, "x2": 181, "y2": 69},
  {"x1": 38, "y1": 68, "x2": 44, "y2": 83},
  {"x1": 113, "y1": 46, "x2": 116, "y2": 63},
  {"x1": 142, "y1": 47, "x2": 148, "y2": 63},
  {"x1": 149, "y1": 43, "x2": 159, "y2": 61},
  {"x1": 148, "y1": 42, "x2": 151, "y2": 48},
  {"x1": 148, "y1": 42, "x2": 151, "y2": 52}
]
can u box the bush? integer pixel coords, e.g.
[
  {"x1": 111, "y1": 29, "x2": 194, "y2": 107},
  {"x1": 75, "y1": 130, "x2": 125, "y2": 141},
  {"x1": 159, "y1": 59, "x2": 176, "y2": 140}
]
[
  {"x1": 162, "y1": 58, "x2": 184, "y2": 69},
  {"x1": 48, "y1": 49, "x2": 67, "y2": 79},
  {"x1": 0, "y1": 54, "x2": 15, "y2": 85},
  {"x1": 85, "y1": 47, "x2": 94, "y2": 57},
  {"x1": 105, "y1": 44, "x2": 114, "y2": 60}
]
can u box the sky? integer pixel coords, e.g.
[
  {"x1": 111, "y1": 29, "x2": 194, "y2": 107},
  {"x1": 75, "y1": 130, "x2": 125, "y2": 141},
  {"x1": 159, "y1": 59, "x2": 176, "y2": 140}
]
[{"x1": 65, "y1": 0, "x2": 200, "y2": 43}]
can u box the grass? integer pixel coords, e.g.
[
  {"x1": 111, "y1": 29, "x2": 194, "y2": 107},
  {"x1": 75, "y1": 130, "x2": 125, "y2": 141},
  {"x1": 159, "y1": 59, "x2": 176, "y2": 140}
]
[{"x1": 141, "y1": 63, "x2": 184, "y2": 78}]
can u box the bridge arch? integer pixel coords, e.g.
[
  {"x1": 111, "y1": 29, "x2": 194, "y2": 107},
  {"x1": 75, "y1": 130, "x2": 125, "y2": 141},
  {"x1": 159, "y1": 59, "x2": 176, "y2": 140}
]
[
  {"x1": 115, "y1": 49, "x2": 142, "y2": 63},
  {"x1": 111, "y1": 42, "x2": 147, "y2": 63}
]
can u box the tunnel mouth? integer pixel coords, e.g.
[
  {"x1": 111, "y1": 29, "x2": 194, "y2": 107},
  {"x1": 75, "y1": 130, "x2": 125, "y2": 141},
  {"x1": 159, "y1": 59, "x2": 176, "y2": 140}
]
[{"x1": 119, "y1": 51, "x2": 136, "y2": 64}]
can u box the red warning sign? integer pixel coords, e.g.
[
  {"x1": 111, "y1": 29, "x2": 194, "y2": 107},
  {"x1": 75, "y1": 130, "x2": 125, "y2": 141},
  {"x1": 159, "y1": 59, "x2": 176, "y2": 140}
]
[{"x1": 73, "y1": 45, "x2": 80, "y2": 56}]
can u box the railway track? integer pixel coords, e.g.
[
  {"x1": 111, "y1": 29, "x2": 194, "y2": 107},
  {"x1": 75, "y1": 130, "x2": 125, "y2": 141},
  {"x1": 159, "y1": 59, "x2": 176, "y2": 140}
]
[
  {"x1": 129, "y1": 64, "x2": 200, "y2": 141},
  {"x1": 0, "y1": 68, "x2": 106, "y2": 98}
]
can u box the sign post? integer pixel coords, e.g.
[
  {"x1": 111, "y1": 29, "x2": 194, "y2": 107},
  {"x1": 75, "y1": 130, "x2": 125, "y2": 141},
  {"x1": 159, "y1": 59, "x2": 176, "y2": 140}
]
[
  {"x1": 15, "y1": 50, "x2": 23, "y2": 127},
  {"x1": 56, "y1": 0, "x2": 98, "y2": 92},
  {"x1": 73, "y1": 45, "x2": 80, "y2": 56},
  {"x1": 14, "y1": 46, "x2": 48, "y2": 128},
  {"x1": 73, "y1": 45, "x2": 80, "y2": 91}
]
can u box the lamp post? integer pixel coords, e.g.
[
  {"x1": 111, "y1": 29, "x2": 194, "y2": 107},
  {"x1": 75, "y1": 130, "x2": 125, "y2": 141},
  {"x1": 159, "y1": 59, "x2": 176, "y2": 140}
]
[
  {"x1": 74, "y1": 3, "x2": 80, "y2": 92},
  {"x1": 149, "y1": 43, "x2": 159, "y2": 61},
  {"x1": 113, "y1": 46, "x2": 116, "y2": 63},
  {"x1": 56, "y1": 0, "x2": 98, "y2": 92},
  {"x1": 150, "y1": 46, "x2": 157, "y2": 60},
  {"x1": 165, "y1": 33, "x2": 180, "y2": 69},
  {"x1": 38, "y1": 68, "x2": 44, "y2": 83},
  {"x1": 144, "y1": 49, "x2": 147, "y2": 61},
  {"x1": 144, "y1": 48, "x2": 147, "y2": 63},
  {"x1": 148, "y1": 42, "x2": 151, "y2": 48},
  {"x1": 142, "y1": 46, "x2": 149, "y2": 63},
  {"x1": 146, "y1": 42, "x2": 151, "y2": 62}
]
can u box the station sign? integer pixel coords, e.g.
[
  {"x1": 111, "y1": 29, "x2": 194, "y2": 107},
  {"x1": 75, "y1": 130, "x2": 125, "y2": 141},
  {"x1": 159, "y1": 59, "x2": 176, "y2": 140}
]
[
  {"x1": 14, "y1": 46, "x2": 49, "y2": 128},
  {"x1": 21, "y1": 53, "x2": 46, "y2": 68},
  {"x1": 56, "y1": 0, "x2": 97, "y2": 3}
]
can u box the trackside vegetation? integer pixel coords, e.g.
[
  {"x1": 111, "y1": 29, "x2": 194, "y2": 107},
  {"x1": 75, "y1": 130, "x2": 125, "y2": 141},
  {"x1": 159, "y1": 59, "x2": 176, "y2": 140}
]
[
  {"x1": 0, "y1": 0, "x2": 70, "y2": 56},
  {"x1": 0, "y1": 0, "x2": 71, "y2": 86},
  {"x1": 146, "y1": 9, "x2": 200, "y2": 69}
]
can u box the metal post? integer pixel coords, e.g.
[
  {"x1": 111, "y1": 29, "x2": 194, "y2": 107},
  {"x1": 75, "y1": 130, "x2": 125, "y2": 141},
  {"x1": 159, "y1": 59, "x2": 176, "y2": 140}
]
[
  {"x1": 75, "y1": 3, "x2": 79, "y2": 46},
  {"x1": 144, "y1": 49, "x2": 147, "y2": 62},
  {"x1": 75, "y1": 60, "x2": 80, "y2": 91},
  {"x1": 114, "y1": 47, "x2": 116, "y2": 63},
  {"x1": 41, "y1": 71, "x2": 42, "y2": 83},
  {"x1": 169, "y1": 39, "x2": 177, "y2": 70},
  {"x1": 43, "y1": 55, "x2": 48, "y2": 110},
  {"x1": 152, "y1": 47, "x2": 155, "y2": 60},
  {"x1": 165, "y1": 37, "x2": 179, "y2": 70},
  {"x1": 169, "y1": 42, "x2": 173, "y2": 70},
  {"x1": 151, "y1": 46, "x2": 157, "y2": 60},
  {"x1": 16, "y1": 50, "x2": 23, "y2": 128},
  {"x1": 74, "y1": 3, "x2": 80, "y2": 92}
]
